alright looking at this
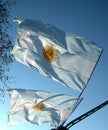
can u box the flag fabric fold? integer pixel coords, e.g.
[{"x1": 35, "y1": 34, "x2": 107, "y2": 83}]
[
  {"x1": 12, "y1": 18, "x2": 102, "y2": 91},
  {"x1": 6, "y1": 89, "x2": 81, "y2": 128}
]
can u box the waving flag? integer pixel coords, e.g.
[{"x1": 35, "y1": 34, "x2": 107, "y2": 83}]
[
  {"x1": 6, "y1": 89, "x2": 81, "y2": 128},
  {"x1": 12, "y1": 18, "x2": 102, "y2": 91}
]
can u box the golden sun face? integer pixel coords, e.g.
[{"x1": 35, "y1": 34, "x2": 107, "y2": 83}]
[
  {"x1": 43, "y1": 45, "x2": 57, "y2": 62},
  {"x1": 32, "y1": 103, "x2": 45, "y2": 111}
]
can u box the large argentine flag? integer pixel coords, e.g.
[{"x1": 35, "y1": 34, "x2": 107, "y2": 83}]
[{"x1": 12, "y1": 18, "x2": 102, "y2": 92}]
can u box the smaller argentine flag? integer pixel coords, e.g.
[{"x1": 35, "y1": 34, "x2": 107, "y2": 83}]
[{"x1": 6, "y1": 89, "x2": 81, "y2": 128}]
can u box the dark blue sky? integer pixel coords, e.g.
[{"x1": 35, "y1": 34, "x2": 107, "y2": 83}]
[{"x1": 0, "y1": 0, "x2": 108, "y2": 130}]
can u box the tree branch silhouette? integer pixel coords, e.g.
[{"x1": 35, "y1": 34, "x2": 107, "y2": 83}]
[{"x1": 0, "y1": 0, "x2": 16, "y2": 97}]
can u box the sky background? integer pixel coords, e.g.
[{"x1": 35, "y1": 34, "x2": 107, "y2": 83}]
[{"x1": 0, "y1": 0, "x2": 108, "y2": 130}]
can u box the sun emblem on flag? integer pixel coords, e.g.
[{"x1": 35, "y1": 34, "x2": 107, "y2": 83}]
[
  {"x1": 43, "y1": 45, "x2": 57, "y2": 62},
  {"x1": 32, "y1": 103, "x2": 45, "y2": 111}
]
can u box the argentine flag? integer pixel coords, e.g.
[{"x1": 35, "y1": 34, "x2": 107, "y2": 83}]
[
  {"x1": 12, "y1": 18, "x2": 102, "y2": 92},
  {"x1": 6, "y1": 89, "x2": 81, "y2": 128}
]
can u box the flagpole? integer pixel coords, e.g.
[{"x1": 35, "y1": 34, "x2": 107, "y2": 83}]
[
  {"x1": 78, "y1": 49, "x2": 103, "y2": 98},
  {"x1": 51, "y1": 100, "x2": 108, "y2": 130},
  {"x1": 65, "y1": 100, "x2": 108, "y2": 129},
  {"x1": 60, "y1": 98, "x2": 83, "y2": 128}
]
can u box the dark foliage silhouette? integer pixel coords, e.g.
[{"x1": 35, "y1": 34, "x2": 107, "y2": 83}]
[{"x1": 0, "y1": 0, "x2": 16, "y2": 97}]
